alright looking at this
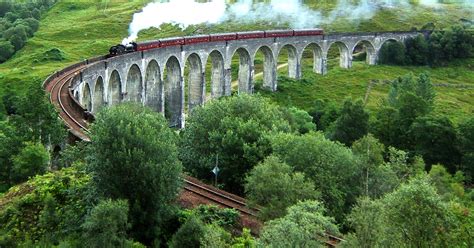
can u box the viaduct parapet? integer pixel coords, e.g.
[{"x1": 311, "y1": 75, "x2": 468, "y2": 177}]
[{"x1": 70, "y1": 30, "x2": 423, "y2": 128}]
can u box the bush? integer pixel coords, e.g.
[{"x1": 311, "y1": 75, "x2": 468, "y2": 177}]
[
  {"x1": 378, "y1": 40, "x2": 406, "y2": 65},
  {"x1": 169, "y1": 216, "x2": 205, "y2": 248},
  {"x1": 11, "y1": 142, "x2": 49, "y2": 183},
  {"x1": 82, "y1": 199, "x2": 131, "y2": 248}
]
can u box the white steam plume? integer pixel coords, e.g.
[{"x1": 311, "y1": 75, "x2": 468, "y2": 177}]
[{"x1": 124, "y1": 0, "x2": 474, "y2": 44}]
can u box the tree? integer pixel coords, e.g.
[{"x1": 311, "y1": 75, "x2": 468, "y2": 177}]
[
  {"x1": 346, "y1": 176, "x2": 458, "y2": 247},
  {"x1": 351, "y1": 134, "x2": 385, "y2": 197},
  {"x1": 82, "y1": 199, "x2": 131, "y2": 248},
  {"x1": 258, "y1": 200, "x2": 339, "y2": 248},
  {"x1": 344, "y1": 197, "x2": 385, "y2": 248},
  {"x1": 371, "y1": 104, "x2": 400, "y2": 147},
  {"x1": 381, "y1": 176, "x2": 455, "y2": 247},
  {"x1": 3, "y1": 25, "x2": 28, "y2": 50},
  {"x1": 0, "y1": 121, "x2": 22, "y2": 187},
  {"x1": 415, "y1": 73, "x2": 436, "y2": 106},
  {"x1": 232, "y1": 228, "x2": 256, "y2": 248},
  {"x1": 11, "y1": 141, "x2": 49, "y2": 183},
  {"x1": 308, "y1": 99, "x2": 340, "y2": 132},
  {"x1": 169, "y1": 216, "x2": 205, "y2": 248},
  {"x1": 409, "y1": 115, "x2": 461, "y2": 172},
  {"x1": 0, "y1": 38, "x2": 14, "y2": 62},
  {"x1": 405, "y1": 34, "x2": 429, "y2": 65},
  {"x1": 329, "y1": 98, "x2": 369, "y2": 146},
  {"x1": 245, "y1": 155, "x2": 318, "y2": 221},
  {"x1": 87, "y1": 103, "x2": 182, "y2": 245},
  {"x1": 12, "y1": 81, "x2": 65, "y2": 146},
  {"x1": 180, "y1": 94, "x2": 293, "y2": 194},
  {"x1": 458, "y1": 116, "x2": 474, "y2": 184},
  {"x1": 378, "y1": 40, "x2": 406, "y2": 65},
  {"x1": 200, "y1": 224, "x2": 232, "y2": 248},
  {"x1": 428, "y1": 164, "x2": 465, "y2": 201},
  {"x1": 280, "y1": 106, "x2": 316, "y2": 134},
  {"x1": 270, "y1": 132, "x2": 361, "y2": 221},
  {"x1": 385, "y1": 146, "x2": 424, "y2": 181}
]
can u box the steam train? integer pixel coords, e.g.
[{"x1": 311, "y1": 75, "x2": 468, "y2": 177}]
[{"x1": 109, "y1": 29, "x2": 324, "y2": 56}]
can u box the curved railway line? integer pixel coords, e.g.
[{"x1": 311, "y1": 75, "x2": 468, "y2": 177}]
[{"x1": 43, "y1": 54, "x2": 344, "y2": 246}]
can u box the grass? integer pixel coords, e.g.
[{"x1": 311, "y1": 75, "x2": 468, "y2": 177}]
[
  {"x1": 258, "y1": 57, "x2": 474, "y2": 123},
  {"x1": 0, "y1": 0, "x2": 472, "y2": 122}
]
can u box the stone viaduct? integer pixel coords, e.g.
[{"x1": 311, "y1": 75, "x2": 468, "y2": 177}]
[{"x1": 71, "y1": 30, "x2": 423, "y2": 128}]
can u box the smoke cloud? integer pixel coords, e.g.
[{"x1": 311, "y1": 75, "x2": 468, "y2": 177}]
[{"x1": 124, "y1": 0, "x2": 473, "y2": 44}]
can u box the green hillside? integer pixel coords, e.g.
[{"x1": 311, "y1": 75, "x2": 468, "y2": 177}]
[{"x1": 0, "y1": 0, "x2": 472, "y2": 120}]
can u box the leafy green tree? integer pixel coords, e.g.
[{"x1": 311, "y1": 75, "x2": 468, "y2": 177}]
[
  {"x1": 245, "y1": 155, "x2": 318, "y2": 221},
  {"x1": 3, "y1": 25, "x2": 28, "y2": 50},
  {"x1": 428, "y1": 164, "x2": 465, "y2": 201},
  {"x1": 180, "y1": 94, "x2": 292, "y2": 194},
  {"x1": 11, "y1": 141, "x2": 49, "y2": 183},
  {"x1": 200, "y1": 224, "x2": 232, "y2": 248},
  {"x1": 378, "y1": 40, "x2": 406, "y2": 65},
  {"x1": 429, "y1": 25, "x2": 474, "y2": 65},
  {"x1": 169, "y1": 216, "x2": 205, "y2": 248},
  {"x1": 458, "y1": 116, "x2": 474, "y2": 183},
  {"x1": 82, "y1": 199, "x2": 130, "y2": 248},
  {"x1": 308, "y1": 99, "x2": 340, "y2": 132},
  {"x1": 329, "y1": 98, "x2": 369, "y2": 146},
  {"x1": 352, "y1": 134, "x2": 385, "y2": 196},
  {"x1": 415, "y1": 73, "x2": 436, "y2": 106},
  {"x1": 385, "y1": 146, "x2": 424, "y2": 181},
  {"x1": 344, "y1": 197, "x2": 385, "y2": 248},
  {"x1": 0, "y1": 121, "x2": 22, "y2": 187},
  {"x1": 371, "y1": 104, "x2": 400, "y2": 146},
  {"x1": 409, "y1": 115, "x2": 461, "y2": 172},
  {"x1": 0, "y1": 38, "x2": 14, "y2": 62},
  {"x1": 381, "y1": 176, "x2": 455, "y2": 247},
  {"x1": 258, "y1": 200, "x2": 339, "y2": 248},
  {"x1": 87, "y1": 104, "x2": 182, "y2": 245},
  {"x1": 0, "y1": 2, "x2": 12, "y2": 17},
  {"x1": 405, "y1": 34, "x2": 429, "y2": 65},
  {"x1": 232, "y1": 228, "x2": 256, "y2": 248},
  {"x1": 12, "y1": 81, "x2": 65, "y2": 146},
  {"x1": 346, "y1": 176, "x2": 459, "y2": 247},
  {"x1": 280, "y1": 106, "x2": 316, "y2": 134},
  {"x1": 270, "y1": 132, "x2": 361, "y2": 221}
]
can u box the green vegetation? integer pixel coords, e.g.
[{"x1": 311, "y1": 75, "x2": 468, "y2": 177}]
[
  {"x1": 258, "y1": 200, "x2": 339, "y2": 248},
  {"x1": 0, "y1": 1, "x2": 473, "y2": 247},
  {"x1": 179, "y1": 94, "x2": 306, "y2": 194},
  {"x1": 87, "y1": 103, "x2": 182, "y2": 245},
  {"x1": 0, "y1": 0, "x2": 55, "y2": 62},
  {"x1": 0, "y1": 81, "x2": 64, "y2": 190},
  {"x1": 245, "y1": 155, "x2": 318, "y2": 221}
]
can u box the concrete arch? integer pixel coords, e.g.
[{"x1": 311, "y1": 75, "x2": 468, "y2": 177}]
[
  {"x1": 185, "y1": 53, "x2": 204, "y2": 111},
  {"x1": 277, "y1": 44, "x2": 299, "y2": 79},
  {"x1": 144, "y1": 60, "x2": 162, "y2": 112},
  {"x1": 81, "y1": 83, "x2": 92, "y2": 111},
  {"x1": 164, "y1": 56, "x2": 183, "y2": 128},
  {"x1": 301, "y1": 43, "x2": 324, "y2": 74},
  {"x1": 207, "y1": 50, "x2": 225, "y2": 98},
  {"x1": 93, "y1": 76, "x2": 105, "y2": 113},
  {"x1": 254, "y1": 45, "x2": 277, "y2": 91},
  {"x1": 327, "y1": 41, "x2": 351, "y2": 69},
  {"x1": 125, "y1": 64, "x2": 143, "y2": 103},
  {"x1": 231, "y1": 47, "x2": 252, "y2": 94},
  {"x1": 108, "y1": 70, "x2": 122, "y2": 106},
  {"x1": 352, "y1": 40, "x2": 377, "y2": 65}
]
